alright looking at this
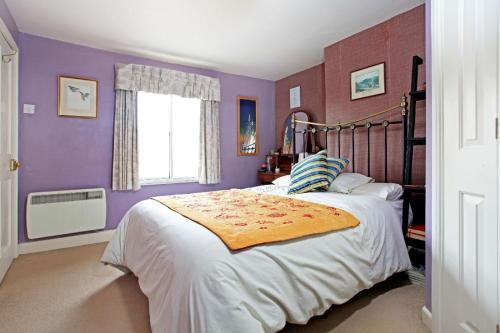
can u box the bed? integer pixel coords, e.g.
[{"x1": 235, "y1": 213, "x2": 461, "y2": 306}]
[
  {"x1": 102, "y1": 97, "x2": 412, "y2": 333},
  {"x1": 102, "y1": 184, "x2": 411, "y2": 333}
]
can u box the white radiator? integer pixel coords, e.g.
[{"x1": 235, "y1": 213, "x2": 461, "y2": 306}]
[{"x1": 27, "y1": 188, "x2": 106, "y2": 239}]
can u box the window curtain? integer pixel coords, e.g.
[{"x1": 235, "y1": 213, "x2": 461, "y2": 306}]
[
  {"x1": 112, "y1": 63, "x2": 221, "y2": 191},
  {"x1": 199, "y1": 101, "x2": 221, "y2": 184},
  {"x1": 112, "y1": 90, "x2": 139, "y2": 191}
]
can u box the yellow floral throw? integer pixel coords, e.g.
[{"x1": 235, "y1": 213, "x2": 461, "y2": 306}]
[{"x1": 152, "y1": 189, "x2": 360, "y2": 250}]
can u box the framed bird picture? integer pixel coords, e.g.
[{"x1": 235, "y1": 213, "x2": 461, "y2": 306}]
[{"x1": 58, "y1": 76, "x2": 98, "y2": 118}]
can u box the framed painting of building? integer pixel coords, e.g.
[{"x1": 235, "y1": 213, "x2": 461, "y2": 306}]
[{"x1": 237, "y1": 96, "x2": 259, "y2": 156}]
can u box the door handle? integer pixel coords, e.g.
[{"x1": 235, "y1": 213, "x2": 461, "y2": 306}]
[{"x1": 9, "y1": 159, "x2": 20, "y2": 171}]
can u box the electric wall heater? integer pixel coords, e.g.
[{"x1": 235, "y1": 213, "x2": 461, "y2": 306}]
[{"x1": 26, "y1": 188, "x2": 106, "y2": 239}]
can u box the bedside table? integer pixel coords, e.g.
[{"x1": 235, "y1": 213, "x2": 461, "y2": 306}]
[{"x1": 258, "y1": 171, "x2": 288, "y2": 185}]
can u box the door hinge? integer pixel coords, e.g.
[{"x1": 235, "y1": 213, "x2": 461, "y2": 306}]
[{"x1": 496, "y1": 118, "x2": 499, "y2": 139}]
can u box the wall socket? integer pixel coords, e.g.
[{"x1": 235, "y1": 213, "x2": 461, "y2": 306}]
[{"x1": 23, "y1": 104, "x2": 35, "y2": 114}]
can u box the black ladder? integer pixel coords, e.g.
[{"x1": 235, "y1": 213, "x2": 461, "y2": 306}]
[{"x1": 402, "y1": 55, "x2": 426, "y2": 239}]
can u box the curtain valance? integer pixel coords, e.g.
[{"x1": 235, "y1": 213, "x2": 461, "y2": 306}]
[
  {"x1": 112, "y1": 63, "x2": 221, "y2": 190},
  {"x1": 114, "y1": 63, "x2": 221, "y2": 102}
]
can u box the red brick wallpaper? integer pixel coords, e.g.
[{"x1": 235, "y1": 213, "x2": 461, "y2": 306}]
[
  {"x1": 274, "y1": 64, "x2": 325, "y2": 149},
  {"x1": 324, "y1": 5, "x2": 426, "y2": 184}
]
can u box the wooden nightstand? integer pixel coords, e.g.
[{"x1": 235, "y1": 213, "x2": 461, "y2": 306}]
[{"x1": 258, "y1": 171, "x2": 288, "y2": 185}]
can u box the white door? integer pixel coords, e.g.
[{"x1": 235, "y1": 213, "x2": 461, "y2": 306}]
[
  {"x1": 432, "y1": 0, "x2": 499, "y2": 332},
  {"x1": 0, "y1": 31, "x2": 18, "y2": 283}
]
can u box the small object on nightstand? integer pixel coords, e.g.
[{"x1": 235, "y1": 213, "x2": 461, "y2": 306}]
[
  {"x1": 258, "y1": 153, "x2": 292, "y2": 184},
  {"x1": 266, "y1": 156, "x2": 272, "y2": 172}
]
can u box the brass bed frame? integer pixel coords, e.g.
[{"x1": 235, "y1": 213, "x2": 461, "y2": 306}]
[
  {"x1": 291, "y1": 95, "x2": 409, "y2": 232},
  {"x1": 291, "y1": 95, "x2": 408, "y2": 182}
]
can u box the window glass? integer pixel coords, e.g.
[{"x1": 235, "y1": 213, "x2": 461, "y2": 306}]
[
  {"x1": 137, "y1": 92, "x2": 200, "y2": 183},
  {"x1": 171, "y1": 95, "x2": 200, "y2": 179}
]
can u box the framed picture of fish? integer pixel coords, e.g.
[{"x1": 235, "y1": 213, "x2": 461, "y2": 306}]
[
  {"x1": 58, "y1": 76, "x2": 98, "y2": 118},
  {"x1": 237, "y1": 96, "x2": 259, "y2": 156},
  {"x1": 350, "y1": 63, "x2": 385, "y2": 100}
]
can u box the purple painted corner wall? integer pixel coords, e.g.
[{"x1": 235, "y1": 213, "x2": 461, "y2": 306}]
[
  {"x1": 3, "y1": 0, "x2": 433, "y2": 311},
  {"x1": 18, "y1": 33, "x2": 275, "y2": 243},
  {"x1": 425, "y1": 0, "x2": 432, "y2": 311}
]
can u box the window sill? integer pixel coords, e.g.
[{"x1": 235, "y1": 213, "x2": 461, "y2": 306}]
[{"x1": 140, "y1": 177, "x2": 199, "y2": 186}]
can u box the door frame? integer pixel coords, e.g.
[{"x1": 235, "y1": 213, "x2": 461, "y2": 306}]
[
  {"x1": 0, "y1": 16, "x2": 19, "y2": 264},
  {"x1": 431, "y1": 0, "x2": 500, "y2": 331},
  {"x1": 430, "y1": 0, "x2": 445, "y2": 330}
]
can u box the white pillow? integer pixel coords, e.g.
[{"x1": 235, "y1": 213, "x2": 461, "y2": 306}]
[
  {"x1": 328, "y1": 172, "x2": 374, "y2": 193},
  {"x1": 351, "y1": 182, "x2": 404, "y2": 201},
  {"x1": 272, "y1": 175, "x2": 291, "y2": 187}
]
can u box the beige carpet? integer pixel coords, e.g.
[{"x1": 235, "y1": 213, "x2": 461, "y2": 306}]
[{"x1": 0, "y1": 243, "x2": 429, "y2": 333}]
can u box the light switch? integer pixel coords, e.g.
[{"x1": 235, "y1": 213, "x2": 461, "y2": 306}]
[{"x1": 23, "y1": 104, "x2": 35, "y2": 114}]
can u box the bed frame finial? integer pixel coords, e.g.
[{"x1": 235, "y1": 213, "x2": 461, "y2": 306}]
[{"x1": 400, "y1": 94, "x2": 408, "y2": 116}]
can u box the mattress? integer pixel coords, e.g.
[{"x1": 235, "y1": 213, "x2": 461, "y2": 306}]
[{"x1": 102, "y1": 185, "x2": 411, "y2": 333}]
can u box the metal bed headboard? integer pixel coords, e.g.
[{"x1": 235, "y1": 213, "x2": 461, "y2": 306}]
[{"x1": 291, "y1": 95, "x2": 408, "y2": 183}]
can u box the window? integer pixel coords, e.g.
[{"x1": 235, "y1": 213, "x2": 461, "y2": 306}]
[{"x1": 138, "y1": 91, "x2": 200, "y2": 184}]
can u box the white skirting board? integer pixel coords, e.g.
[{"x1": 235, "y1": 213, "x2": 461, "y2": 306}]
[
  {"x1": 18, "y1": 229, "x2": 115, "y2": 255},
  {"x1": 422, "y1": 306, "x2": 432, "y2": 331}
]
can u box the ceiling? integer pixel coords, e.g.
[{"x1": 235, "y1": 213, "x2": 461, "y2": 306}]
[{"x1": 6, "y1": 0, "x2": 424, "y2": 80}]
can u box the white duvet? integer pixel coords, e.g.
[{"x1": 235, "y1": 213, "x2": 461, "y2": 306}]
[{"x1": 102, "y1": 185, "x2": 411, "y2": 333}]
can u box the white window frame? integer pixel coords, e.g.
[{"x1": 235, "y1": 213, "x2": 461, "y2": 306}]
[
  {"x1": 140, "y1": 177, "x2": 198, "y2": 186},
  {"x1": 138, "y1": 93, "x2": 200, "y2": 186}
]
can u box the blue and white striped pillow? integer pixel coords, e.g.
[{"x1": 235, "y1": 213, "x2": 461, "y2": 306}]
[
  {"x1": 325, "y1": 157, "x2": 349, "y2": 182},
  {"x1": 288, "y1": 154, "x2": 330, "y2": 194},
  {"x1": 317, "y1": 150, "x2": 349, "y2": 183}
]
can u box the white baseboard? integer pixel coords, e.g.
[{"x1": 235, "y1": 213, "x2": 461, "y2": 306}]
[
  {"x1": 18, "y1": 229, "x2": 115, "y2": 255},
  {"x1": 422, "y1": 306, "x2": 432, "y2": 331}
]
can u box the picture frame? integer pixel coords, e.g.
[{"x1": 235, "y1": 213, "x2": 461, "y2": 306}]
[
  {"x1": 237, "y1": 96, "x2": 259, "y2": 156},
  {"x1": 350, "y1": 63, "x2": 385, "y2": 100},
  {"x1": 58, "y1": 75, "x2": 98, "y2": 118},
  {"x1": 289, "y1": 86, "x2": 301, "y2": 108}
]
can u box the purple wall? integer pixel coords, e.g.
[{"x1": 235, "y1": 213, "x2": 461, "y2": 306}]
[
  {"x1": 425, "y1": 0, "x2": 432, "y2": 311},
  {"x1": 0, "y1": 0, "x2": 18, "y2": 43},
  {"x1": 10, "y1": 2, "x2": 433, "y2": 311},
  {"x1": 18, "y1": 33, "x2": 275, "y2": 243}
]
